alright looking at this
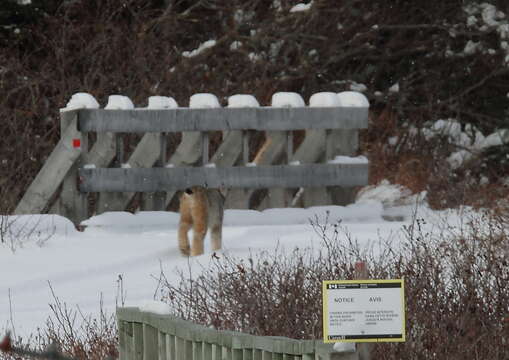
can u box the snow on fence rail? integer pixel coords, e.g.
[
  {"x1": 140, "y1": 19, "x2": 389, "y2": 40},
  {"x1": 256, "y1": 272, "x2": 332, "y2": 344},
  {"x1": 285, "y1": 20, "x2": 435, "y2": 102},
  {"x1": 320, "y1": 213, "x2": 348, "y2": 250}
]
[
  {"x1": 14, "y1": 93, "x2": 369, "y2": 226},
  {"x1": 116, "y1": 307, "x2": 359, "y2": 360}
]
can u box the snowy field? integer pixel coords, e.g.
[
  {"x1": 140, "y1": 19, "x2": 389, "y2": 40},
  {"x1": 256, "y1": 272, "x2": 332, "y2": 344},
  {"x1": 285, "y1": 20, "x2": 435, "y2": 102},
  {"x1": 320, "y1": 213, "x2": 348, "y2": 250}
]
[{"x1": 0, "y1": 183, "x2": 468, "y2": 339}]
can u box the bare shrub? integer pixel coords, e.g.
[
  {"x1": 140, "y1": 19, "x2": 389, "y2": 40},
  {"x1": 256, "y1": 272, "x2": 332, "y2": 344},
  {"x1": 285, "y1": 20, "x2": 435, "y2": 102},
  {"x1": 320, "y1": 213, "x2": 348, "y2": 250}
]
[
  {"x1": 159, "y1": 212, "x2": 509, "y2": 359},
  {"x1": 0, "y1": 214, "x2": 56, "y2": 252},
  {"x1": 1, "y1": 0, "x2": 509, "y2": 212},
  {"x1": 0, "y1": 285, "x2": 117, "y2": 360}
]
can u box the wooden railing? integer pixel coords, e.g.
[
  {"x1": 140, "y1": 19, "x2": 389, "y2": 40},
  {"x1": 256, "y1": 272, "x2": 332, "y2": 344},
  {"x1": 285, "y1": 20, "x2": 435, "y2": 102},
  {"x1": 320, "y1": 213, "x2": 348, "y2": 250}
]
[
  {"x1": 15, "y1": 104, "x2": 368, "y2": 226},
  {"x1": 117, "y1": 307, "x2": 358, "y2": 360}
]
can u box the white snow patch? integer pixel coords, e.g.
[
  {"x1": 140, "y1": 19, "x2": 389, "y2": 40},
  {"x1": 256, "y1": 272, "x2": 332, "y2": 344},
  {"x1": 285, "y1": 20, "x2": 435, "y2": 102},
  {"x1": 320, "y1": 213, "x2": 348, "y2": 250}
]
[
  {"x1": 189, "y1": 93, "x2": 221, "y2": 108},
  {"x1": 481, "y1": 3, "x2": 500, "y2": 27},
  {"x1": 273, "y1": 0, "x2": 282, "y2": 11},
  {"x1": 2, "y1": 214, "x2": 77, "y2": 244},
  {"x1": 61, "y1": 92, "x2": 100, "y2": 112},
  {"x1": 227, "y1": 94, "x2": 260, "y2": 108},
  {"x1": 388, "y1": 83, "x2": 400, "y2": 93},
  {"x1": 349, "y1": 82, "x2": 367, "y2": 92},
  {"x1": 147, "y1": 96, "x2": 178, "y2": 109},
  {"x1": 327, "y1": 155, "x2": 368, "y2": 164},
  {"x1": 136, "y1": 301, "x2": 171, "y2": 315},
  {"x1": 104, "y1": 95, "x2": 134, "y2": 110},
  {"x1": 309, "y1": 92, "x2": 341, "y2": 107},
  {"x1": 447, "y1": 150, "x2": 473, "y2": 170},
  {"x1": 464, "y1": 40, "x2": 481, "y2": 55},
  {"x1": 290, "y1": 1, "x2": 313, "y2": 13},
  {"x1": 182, "y1": 40, "x2": 216, "y2": 58},
  {"x1": 271, "y1": 92, "x2": 305, "y2": 107},
  {"x1": 230, "y1": 41, "x2": 242, "y2": 51},
  {"x1": 337, "y1": 91, "x2": 370, "y2": 108},
  {"x1": 479, "y1": 130, "x2": 507, "y2": 148},
  {"x1": 356, "y1": 180, "x2": 424, "y2": 208},
  {"x1": 333, "y1": 342, "x2": 356, "y2": 353},
  {"x1": 248, "y1": 52, "x2": 262, "y2": 62},
  {"x1": 289, "y1": 160, "x2": 301, "y2": 166},
  {"x1": 83, "y1": 164, "x2": 96, "y2": 169}
]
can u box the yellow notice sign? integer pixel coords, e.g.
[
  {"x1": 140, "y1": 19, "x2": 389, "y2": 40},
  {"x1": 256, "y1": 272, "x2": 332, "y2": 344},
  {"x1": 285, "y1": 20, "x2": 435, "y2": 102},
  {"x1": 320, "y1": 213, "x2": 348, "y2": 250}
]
[{"x1": 322, "y1": 279, "x2": 405, "y2": 343}]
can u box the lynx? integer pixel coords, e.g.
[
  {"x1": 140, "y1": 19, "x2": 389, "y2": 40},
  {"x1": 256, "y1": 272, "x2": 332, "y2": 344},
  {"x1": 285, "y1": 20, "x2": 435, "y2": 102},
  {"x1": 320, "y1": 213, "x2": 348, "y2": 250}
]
[{"x1": 178, "y1": 187, "x2": 225, "y2": 256}]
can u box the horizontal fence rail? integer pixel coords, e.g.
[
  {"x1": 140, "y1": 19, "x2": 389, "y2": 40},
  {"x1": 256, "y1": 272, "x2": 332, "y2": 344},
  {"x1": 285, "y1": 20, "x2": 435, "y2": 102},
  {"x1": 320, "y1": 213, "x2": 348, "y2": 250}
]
[
  {"x1": 16, "y1": 104, "x2": 370, "y2": 225},
  {"x1": 78, "y1": 107, "x2": 369, "y2": 133},
  {"x1": 117, "y1": 307, "x2": 358, "y2": 360},
  {"x1": 80, "y1": 164, "x2": 368, "y2": 192}
]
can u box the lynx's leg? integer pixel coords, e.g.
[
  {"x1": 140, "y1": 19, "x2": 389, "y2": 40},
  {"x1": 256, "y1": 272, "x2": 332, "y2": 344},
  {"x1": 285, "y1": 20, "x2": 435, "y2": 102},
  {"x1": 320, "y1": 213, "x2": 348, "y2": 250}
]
[
  {"x1": 178, "y1": 194, "x2": 192, "y2": 256},
  {"x1": 207, "y1": 189, "x2": 225, "y2": 251},
  {"x1": 190, "y1": 189, "x2": 208, "y2": 257},
  {"x1": 210, "y1": 224, "x2": 222, "y2": 251}
]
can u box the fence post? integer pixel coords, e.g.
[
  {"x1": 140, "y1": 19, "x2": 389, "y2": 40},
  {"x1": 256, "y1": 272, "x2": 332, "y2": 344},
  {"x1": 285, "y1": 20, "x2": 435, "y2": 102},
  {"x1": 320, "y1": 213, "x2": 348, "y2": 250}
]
[
  {"x1": 143, "y1": 324, "x2": 158, "y2": 360},
  {"x1": 354, "y1": 262, "x2": 372, "y2": 360},
  {"x1": 327, "y1": 130, "x2": 359, "y2": 206},
  {"x1": 133, "y1": 323, "x2": 144, "y2": 360},
  {"x1": 52, "y1": 110, "x2": 88, "y2": 225}
]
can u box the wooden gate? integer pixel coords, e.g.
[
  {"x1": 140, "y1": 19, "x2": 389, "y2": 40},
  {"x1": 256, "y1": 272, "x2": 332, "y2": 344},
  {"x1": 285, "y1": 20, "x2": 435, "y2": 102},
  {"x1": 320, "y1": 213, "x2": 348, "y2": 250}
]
[{"x1": 14, "y1": 101, "x2": 368, "y2": 226}]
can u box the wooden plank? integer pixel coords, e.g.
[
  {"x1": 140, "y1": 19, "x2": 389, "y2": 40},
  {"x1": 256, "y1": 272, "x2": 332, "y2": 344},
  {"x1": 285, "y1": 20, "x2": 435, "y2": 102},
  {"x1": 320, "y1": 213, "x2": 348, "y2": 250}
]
[
  {"x1": 212, "y1": 344, "x2": 222, "y2": 360},
  {"x1": 50, "y1": 130, "x2": 116, "y2": 219},
  {"x1": 233, "y1": 349, "x2": 243, "y2": 360},
  {"x1": 168, "y1": 335, "x2": 176, "y2": 360},
  {"x1": 80, "y1": 163, "x2": 368, "y2": 192},
  {"x1": 223, "y1": 347, "x2": 232, "y2": 360},
  {"x1": 125, "y1": 322, "x2": 135, "y2": 360},
  {"x1": 242, "y1": 131, "x2": 250, "y2": 165},
  {"x1": 143, "y1": 324, "x2": 159, "y2": 360},
  {"x1": 186, "y1": 340, "x2": 194, "y2": 360},
  {"x1": 15, "y1": 113, "x2": 82, "y2": 215},
  {"x1": 162, "y1": 131, "x2": 204, "y2": 209},
  {"x1": 159, "y1": 332, "x2": 167, "y2": 360},
  {"x1": 57, "y1": 111, "x2": 89, "y2": 225},
  {"x1": 327, "y1": 129, "x2": 360, "y2": 206},
  {"x1": 133, "y1": 323, "x2": 144, "y2": 360},
  {"x1": 142, "y1": 132, "x2": 168, "y2": 211},
  {"x1": 96, "y1": 132, "x2": 162, "y2": 213},
  {"x1": 203, "y1": 343, "x2": 213, "y2": 360},
  {"x1": 202, "y1": 132, "x2": 210, "y2": 165},
  {"x1": 229, "y1": 131, "x2": 286, "y2": 209},
  {"x1": 176, "y1": 337, "x2": 186, "y2": 360},
  {"x1": 118, "y1": 321, "x2": 127, "y2": 360},
  {"x1": 78, "y1": 107, "x2": 368, "y2": 133},
  {"x1": 193, "y1": 342, "x2": 204, "y2": 360},
  {"x1": 253, "y1": 349, "x2": 263, "y2": 360},
  {"x1": 243, "y1": 349, "x2": 253, "y2": 360},
  {"x1": 287, "y1": 131, "x2": 293, "y2": 164}
]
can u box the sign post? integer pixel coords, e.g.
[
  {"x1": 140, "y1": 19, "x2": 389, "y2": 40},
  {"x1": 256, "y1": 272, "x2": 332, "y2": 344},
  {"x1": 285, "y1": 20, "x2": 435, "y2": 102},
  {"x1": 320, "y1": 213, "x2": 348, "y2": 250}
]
[{"x1": 322, "y1": 279, "x2": 405, "y2": 343}]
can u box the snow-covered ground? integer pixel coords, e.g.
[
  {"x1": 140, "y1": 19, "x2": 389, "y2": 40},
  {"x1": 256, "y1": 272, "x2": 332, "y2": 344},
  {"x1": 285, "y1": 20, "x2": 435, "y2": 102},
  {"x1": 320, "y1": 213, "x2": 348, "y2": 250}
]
[{"x1": 0, "y1": 183, "x2": 466, "y2": 338}]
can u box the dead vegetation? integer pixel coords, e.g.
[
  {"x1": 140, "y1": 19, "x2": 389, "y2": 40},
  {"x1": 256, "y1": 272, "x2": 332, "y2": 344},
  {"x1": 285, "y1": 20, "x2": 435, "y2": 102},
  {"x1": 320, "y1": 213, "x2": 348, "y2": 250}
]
[
  {"x1": 1, "y1": 0, "x2": 508, "y2": 213},
  {"x1": 160, "y1": 211, "x2": 509, "y2": 359}
]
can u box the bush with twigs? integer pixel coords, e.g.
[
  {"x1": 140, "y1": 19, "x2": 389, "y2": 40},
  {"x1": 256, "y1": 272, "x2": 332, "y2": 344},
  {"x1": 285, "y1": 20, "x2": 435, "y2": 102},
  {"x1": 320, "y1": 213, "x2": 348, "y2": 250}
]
[{"x1": 158, "y1": 211, "x2": 509, "y2": 360}]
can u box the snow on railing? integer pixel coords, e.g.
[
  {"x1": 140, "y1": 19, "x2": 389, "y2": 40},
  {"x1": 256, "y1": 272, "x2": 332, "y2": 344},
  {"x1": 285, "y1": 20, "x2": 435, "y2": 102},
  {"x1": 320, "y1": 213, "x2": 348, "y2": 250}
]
[{"x1": 16, "y1": 91, "x2": 370, "y2": 225}]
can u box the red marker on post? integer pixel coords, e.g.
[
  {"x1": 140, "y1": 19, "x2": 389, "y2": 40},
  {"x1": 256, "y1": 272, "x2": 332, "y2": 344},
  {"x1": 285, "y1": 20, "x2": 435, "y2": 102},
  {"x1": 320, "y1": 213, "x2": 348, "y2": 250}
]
[{"x1": 72, "y1": 138, "x2": 81, "y2": 149}]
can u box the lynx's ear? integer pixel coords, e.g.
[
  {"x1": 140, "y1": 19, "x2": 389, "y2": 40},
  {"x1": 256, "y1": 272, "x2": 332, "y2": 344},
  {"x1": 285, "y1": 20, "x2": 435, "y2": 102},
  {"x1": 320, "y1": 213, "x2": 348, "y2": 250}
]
[{"x1": 185, "y1": 188, "x2": 194, "y2": 195}]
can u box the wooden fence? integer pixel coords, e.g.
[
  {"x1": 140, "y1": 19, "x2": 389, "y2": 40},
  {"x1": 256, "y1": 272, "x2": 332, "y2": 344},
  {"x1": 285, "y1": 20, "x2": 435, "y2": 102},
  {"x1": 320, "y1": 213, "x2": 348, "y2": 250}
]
[
  {"x1": 14, "y1": 105, "x2": 368, "y2": 225},
  {"x1": 117, "y1": 307, "x2": 358, "y2": 360}
]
